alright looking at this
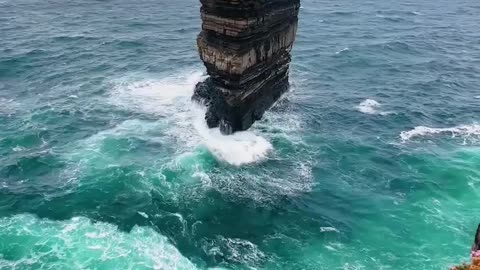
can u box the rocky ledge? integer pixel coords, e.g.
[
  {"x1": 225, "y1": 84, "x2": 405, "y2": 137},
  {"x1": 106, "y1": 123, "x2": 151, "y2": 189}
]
[{"x1": 193, "y1": 0, "x2": 300, "y2": 134}]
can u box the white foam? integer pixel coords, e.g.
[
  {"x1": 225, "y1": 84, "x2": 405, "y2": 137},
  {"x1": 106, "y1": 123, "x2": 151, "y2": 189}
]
[
  {"x1": 400, "y1": 124, "x2": 480, "y2": 141},
  {"x1": 320, "y1": 226, "x2": 340, "y2": 233},
  {"x1": 0, "y1": 214, "x2": 198, "y2": 270},
  {"x1": 192, "y1": 105, "x2": 272, "y2": 166},
  {"x1": 111, "y1": 71, "x2": 205, "y2": 116},
  {"x1": 356, "y1": 99, "x2": 392, "y2": 115},
  {"x1": 216, "y1": 236, "x2": 266, "y2": 265},
  {"x1": 475, "y1": 95, "x2": 480, "y2": 99},
  {"x1": 109, "y1": 71, "x2": 202, "y2": 149},
  {"x1": 356, "y1": 99, "x2": 380, "y2": 114},
  {"x1": 110, "y1": 70, "x2": 273, "y2": 166}
]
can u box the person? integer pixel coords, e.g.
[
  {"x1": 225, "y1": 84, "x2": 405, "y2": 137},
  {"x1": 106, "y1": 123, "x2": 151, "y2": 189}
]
[
  {"x1": 451, "y1": 224, "x2": 480, "y2": 270},
  {"x1": 472, "y1": 224, "x2": 480, "y2": 258}
]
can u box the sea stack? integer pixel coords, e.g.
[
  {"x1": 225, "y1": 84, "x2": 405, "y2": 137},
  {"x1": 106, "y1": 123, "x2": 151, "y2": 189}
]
[{"x1": 193, "y1": 0, "x2": 300, "y2": 134}]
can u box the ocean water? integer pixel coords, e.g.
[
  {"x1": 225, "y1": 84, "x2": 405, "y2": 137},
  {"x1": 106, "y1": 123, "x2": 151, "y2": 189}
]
[{"x1": 1, "y1": 0, "x2": 479, "y2": 269}]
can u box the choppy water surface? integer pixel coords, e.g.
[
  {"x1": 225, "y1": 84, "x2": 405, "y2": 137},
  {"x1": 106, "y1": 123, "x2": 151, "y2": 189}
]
[{"x1": 1, "y1": 0, "x2": 480, "y2": 269}]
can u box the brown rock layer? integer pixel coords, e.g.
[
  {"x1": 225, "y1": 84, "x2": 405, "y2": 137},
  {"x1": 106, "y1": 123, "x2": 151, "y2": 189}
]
[{"x1": 193, "y1": 0, "x2": 300, "y2": 134}]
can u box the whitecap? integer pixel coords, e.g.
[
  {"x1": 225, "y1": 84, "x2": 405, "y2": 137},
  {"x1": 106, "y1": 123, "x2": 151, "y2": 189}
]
[
  {"x1": 0, "y1": 214, "x2": 198, "y2": 270},
  {"x1": 335, "y1": 47, "x2": 350, "y2": 54},
  {"x1": 356, "y1": 99, "x2": 392, "y2": 115},
  {"x1": 356, "y1": 99, "x2": 380, "y2": 114},
  {"x1": 474, "y1": 95, "x2": 480, "y2": 99},
  {"x1": 138, "y1": 211, "x2": 149, "y2": 219},
  {"x1": 320, "y1": 226, "x2": 340, "y2": 233},
  {"x1": 400, "y1": 124, "x2": 480, "y2": 142}
]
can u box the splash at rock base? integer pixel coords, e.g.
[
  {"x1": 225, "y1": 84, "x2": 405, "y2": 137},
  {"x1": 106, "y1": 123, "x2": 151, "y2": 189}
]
[{"x1": 193, "y1": 0, "x2": 300, "y2": 134}]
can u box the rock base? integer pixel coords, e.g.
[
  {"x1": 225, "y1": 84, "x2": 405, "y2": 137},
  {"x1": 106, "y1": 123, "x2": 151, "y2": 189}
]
[{"x1": 193, "y1": 75, "x2": 289, "y2": 134}]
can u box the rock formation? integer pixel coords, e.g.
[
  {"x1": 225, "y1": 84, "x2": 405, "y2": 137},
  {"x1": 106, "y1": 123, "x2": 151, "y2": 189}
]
[{"x1": 193, "y1": 0, "x2": 300, "y2": 134}]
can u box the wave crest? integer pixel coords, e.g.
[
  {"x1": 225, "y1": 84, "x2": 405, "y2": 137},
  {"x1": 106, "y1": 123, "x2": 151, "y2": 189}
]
[
  {"x1": 356, "y1": 99, "x2": 392, "y2": 115},
  {"x1": 400, "y1": 124, "x2": 480, "y2": 142}
]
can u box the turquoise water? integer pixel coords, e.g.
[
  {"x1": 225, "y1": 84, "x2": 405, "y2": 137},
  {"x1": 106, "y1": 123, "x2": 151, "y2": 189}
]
[{"x1": 1, "y1": 0, "x2": 480, "y2": 269}]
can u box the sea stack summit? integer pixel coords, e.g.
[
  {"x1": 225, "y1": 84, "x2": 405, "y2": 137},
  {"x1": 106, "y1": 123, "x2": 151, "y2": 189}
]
[{"x1": 193, "y1": 0, "x2": 300, "y2": 135}]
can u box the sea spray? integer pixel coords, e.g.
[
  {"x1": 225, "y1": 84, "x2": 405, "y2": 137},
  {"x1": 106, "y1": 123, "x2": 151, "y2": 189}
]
[
  {"x1": 111, "y1": 71, "x2": 274, "y2": 166},
  {"x1": 192, "y1": 104, "x2": 273, "y2": 166},
  {"x1": 356, "y1": 99, "x2": 393, "y2": 115}
]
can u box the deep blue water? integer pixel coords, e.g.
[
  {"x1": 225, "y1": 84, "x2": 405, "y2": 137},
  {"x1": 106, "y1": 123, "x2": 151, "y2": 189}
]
[{"x1": 1, "y1": 0, "x2": 480, "y2": 269}]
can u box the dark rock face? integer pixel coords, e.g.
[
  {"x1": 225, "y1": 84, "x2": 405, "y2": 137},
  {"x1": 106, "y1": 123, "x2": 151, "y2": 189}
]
[{"x1": 193, "y1": 0, "x2": 300, "y2": 134}]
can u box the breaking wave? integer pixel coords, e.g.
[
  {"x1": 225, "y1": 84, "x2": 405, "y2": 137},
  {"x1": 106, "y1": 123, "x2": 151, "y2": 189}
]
[
  {"x1": 109, "y1": 71, "x2": 274, "y2": 166},
  {"x1": 192, "y1": 105, "x2": 272, "y2": 166},
  {"x1": 400, "y1": 124, "x2": 480, "y2": 142},
  {"x1": 356, "y1": 99, "x2": 392, "y2": 115},
  {"x1": 0, "y1": 214, "x2": 197, "y2": 270}
]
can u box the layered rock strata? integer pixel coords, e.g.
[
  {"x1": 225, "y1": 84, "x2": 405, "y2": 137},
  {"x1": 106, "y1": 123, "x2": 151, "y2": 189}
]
[{"x1": 193, "y1": 0, "x2": 300, "y2": 134}]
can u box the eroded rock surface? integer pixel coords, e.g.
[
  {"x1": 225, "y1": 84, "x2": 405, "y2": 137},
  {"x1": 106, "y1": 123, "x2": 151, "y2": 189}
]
[{"x1": 193, "y1": 0, "x2": 300, "y2": 134}]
